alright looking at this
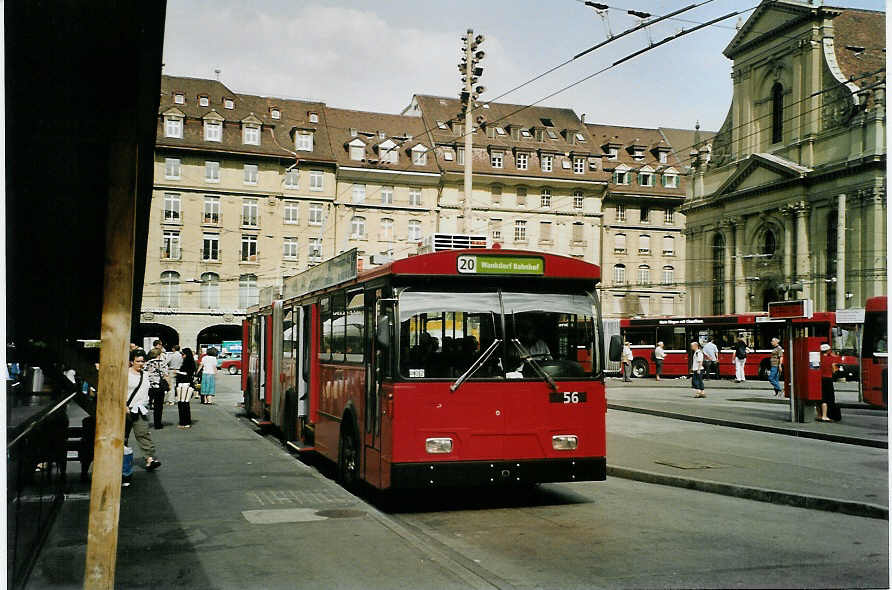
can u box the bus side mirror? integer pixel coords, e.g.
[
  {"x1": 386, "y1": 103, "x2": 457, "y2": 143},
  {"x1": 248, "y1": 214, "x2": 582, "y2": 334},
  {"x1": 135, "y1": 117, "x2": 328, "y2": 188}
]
[{"x1": 608, "y1": 335, "x2": 622, "y2": 363}]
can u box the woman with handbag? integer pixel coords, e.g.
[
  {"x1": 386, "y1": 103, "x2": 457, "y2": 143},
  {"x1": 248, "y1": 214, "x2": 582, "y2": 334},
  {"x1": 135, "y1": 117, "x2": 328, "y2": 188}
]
[
  {"x1": 175, "y1": 348, "x2": 197, "y2": 428},
  {"x1": 126, "y1": 349, "x2": 161, "y2": 482}
]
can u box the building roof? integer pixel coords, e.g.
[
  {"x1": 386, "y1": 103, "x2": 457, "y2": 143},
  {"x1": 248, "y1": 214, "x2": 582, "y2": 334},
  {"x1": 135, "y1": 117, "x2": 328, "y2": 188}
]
[
  {"x1": 411, "y1": 94, "x2": 610, "y2": 182},
  {"x1": 157, "y1": 75, "x2": 336, "y2": 163},
  {"x1": 830, "y1": 8, "x2": 885, "y2": 89},
  {"x1": 322, "y1": 106, "x2": 439, "y2": 173}
]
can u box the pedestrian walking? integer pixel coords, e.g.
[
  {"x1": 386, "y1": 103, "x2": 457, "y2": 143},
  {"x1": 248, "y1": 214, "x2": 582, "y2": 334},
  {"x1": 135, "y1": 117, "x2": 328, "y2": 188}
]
[
  {"x1": 768, "y1": 337, "x2": 784, "y2": 396},
  {"x1": 733, "y1": 334, "x2": 751, "y2": 382},
  {"x1": 817, "y1": 343, "x2": 842, "y2": 422},
  {"x1": 125, "y1": 349, "x2": 161, "y2": 484},
  {"x1": 621, "y1": 341, "x2": 633, "y2": 382},
  {"x1": 199, "y1": 347, "x2": 218, "y2": 404},
  {"x1": 690, "y1": 341, "x2": 706, "y2": 398},
  {"x1": 165, "y1": 344, "x2": 183, "y2": 405},
  {"x1": 702, "y1": 337, "x2": 719, "y2": 379},
  {"x1": 653, "y1": 341, "x2": 665, "y2": 381},
  {"x1": 176, "y1": 348, "x2": 197, "y2": 428},
  {"x1": 145, "y1": 348, "x2": 168, "y2": 429}
]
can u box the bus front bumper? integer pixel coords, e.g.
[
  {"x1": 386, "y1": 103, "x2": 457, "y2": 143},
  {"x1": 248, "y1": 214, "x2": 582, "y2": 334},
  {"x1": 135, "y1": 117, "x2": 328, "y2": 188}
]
[{"x1": 390, "y1": 457, "x2": 606, "y2": 488}]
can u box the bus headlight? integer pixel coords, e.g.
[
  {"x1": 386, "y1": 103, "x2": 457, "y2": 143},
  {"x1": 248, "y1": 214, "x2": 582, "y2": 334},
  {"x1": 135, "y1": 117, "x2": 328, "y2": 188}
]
[
  {"x1": 425, "y1": 438, "x2": 453, "y2": 454},
  {"x1": 552, "y1": 435, "x2": 578, "y2": 450}
]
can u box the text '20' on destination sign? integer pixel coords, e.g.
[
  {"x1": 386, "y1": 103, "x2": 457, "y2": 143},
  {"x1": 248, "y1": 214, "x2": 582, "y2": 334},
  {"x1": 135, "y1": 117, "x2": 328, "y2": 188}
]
[{"x1": 457, "y1": 254, "x2": 544, "y2": 275}]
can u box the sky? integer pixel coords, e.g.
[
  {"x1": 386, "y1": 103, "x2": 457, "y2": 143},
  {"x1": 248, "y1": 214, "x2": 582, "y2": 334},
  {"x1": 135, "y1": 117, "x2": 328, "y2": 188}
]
[{"x1": 162, "y1": 0, "x2": 886, "y2": 132}]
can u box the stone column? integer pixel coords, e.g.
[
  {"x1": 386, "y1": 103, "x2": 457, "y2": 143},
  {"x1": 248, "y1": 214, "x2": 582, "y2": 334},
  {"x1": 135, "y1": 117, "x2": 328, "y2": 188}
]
[
  {"x1": 733, "y1": 218, "x2": 746, "y2": 313},
  {"x1": 782, "y1": 206, "x2": 794, "y2": 286},
  {"x1": 722, "y1": 224, "x2": 733, "y2": 315},
  {"x1": 864, "y1": 189, "x2": 887, "y2": 298},
  {"x1": 794, "y1": 201, "x2": 811, "y2": 300},
  {"x1": 836, "y1": 194, "x2": 846, "y2": 310}
]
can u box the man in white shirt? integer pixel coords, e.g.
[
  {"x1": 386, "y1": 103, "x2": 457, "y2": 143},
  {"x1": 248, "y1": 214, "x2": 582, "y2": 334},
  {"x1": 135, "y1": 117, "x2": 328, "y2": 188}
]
[
  {"x1": 702, "y1": 337, "x2": 719, "y2": 379},
  {"x1": 164, "y1": 344, "x2": 183, "y2": 405}
]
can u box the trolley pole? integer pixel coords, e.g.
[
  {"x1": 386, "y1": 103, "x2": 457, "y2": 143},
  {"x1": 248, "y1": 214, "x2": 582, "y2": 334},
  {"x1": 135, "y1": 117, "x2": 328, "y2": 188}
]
[{"x1": 459, "y1": 29, "x2": 484, "y2": 234}]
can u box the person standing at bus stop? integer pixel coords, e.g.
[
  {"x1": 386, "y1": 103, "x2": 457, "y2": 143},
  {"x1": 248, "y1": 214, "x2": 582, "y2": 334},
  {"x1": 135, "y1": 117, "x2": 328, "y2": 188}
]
[
  {"x1": 702, "y1": 337, "x2": 718, "y2": 379},
  {"x1": 198, "y1": 347, "x2": 218, "y2": 404},
  {"x1": 733, "y1": 334, "x2": 750, "y2": 383},
  {"x1": 817, "y1": 343, "x2": 842, "y2": 422},
  {"x1": 653, "y1": 341, "x2": 665, "y2": 381},
  {"x1": 769, "y1": 337, "x2": 784, "y2": 396},
  {"x1": 690, "y1": 341, "x2": 706, "y2": 398},
  {"x1": 621, "y1": 341, "x2": 633, "y2": 382}
]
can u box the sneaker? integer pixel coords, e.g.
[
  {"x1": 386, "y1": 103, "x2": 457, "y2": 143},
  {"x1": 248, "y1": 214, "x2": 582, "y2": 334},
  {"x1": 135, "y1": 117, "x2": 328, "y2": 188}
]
[
  {"x1": 146, "y1": 459, "x2": 161, "y2": 471},
  {"x1": 122, "y1": 475, "x2": 132, "y2": 487}
]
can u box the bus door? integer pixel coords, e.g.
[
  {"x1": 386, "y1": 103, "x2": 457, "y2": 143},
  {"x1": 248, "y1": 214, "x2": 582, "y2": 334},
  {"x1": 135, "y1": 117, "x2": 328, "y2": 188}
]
[
  {"x1": 297, "y1": 305, "x2": 312, "y2": 421},
  {"x1": 363, "y1": 289, "x2": 393, "y2": 487},
  {"x1": 270, "y1": 301, "x2": 285, "y2": 426}
]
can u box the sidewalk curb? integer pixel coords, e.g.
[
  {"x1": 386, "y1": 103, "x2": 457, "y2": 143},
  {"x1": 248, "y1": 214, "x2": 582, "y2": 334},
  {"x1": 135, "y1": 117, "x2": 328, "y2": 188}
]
[
  {"x1": 607, "y1": 465, "x2": 889, "y2": 520},
  {"x1": 607, "y1": 403, "x2": 887, "y2": 449}
]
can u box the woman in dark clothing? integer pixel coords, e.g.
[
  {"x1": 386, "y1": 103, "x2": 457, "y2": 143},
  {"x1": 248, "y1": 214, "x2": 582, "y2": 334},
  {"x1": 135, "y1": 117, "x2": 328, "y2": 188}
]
[
  {"x1": 817, "y1": 343, "x2": 841, "y2": 422},
  {"x1": 176, "y1": 348, "x2": 197, "y2": 428}
]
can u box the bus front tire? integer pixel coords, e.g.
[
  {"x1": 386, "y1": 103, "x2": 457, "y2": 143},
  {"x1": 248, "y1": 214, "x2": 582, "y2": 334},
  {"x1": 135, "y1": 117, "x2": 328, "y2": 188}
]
[
  {"x1": 338, "y1": 426, "x2": 360, "y2": 490},
  {"x1": 631, "y1": 359, "x2": 649, "y2": 379}
]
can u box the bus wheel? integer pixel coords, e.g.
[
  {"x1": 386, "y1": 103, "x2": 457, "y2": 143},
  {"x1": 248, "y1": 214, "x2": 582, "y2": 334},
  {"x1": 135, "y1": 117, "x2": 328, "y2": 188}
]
[
  {"x1": 338, "y1": 426, "x2": 360, "y2": 490},
  {"x1": 631, "y1": 359, "x2": 649, "y2": 378}
]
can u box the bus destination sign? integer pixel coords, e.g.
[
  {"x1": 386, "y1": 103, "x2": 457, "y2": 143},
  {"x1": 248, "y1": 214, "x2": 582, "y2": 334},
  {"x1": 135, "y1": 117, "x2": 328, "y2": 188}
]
[
  {"x1": 768, "y1": 299, "x2": 813, "y2": 319},
  {"x1": 456, "y1": 254, "x2": 544, "y2": 275}
]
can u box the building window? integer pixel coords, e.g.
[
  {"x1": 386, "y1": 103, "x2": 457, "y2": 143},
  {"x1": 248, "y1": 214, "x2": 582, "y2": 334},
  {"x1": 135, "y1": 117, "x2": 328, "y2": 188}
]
[
  {"x1": 409, "y1": 188, "x2": 422, "y2": 207},
  {"x1": 223, "y1": 98, "x2": 235, "y2": 110},
  {"x1": 412, "y1": 146, "x2": 428, "y2": 165},
  {"x1": 541, "y1": 154, "x2": 553, "y2": 172},
  {"x1": 762, "y1": 228, "x2": 777, "y2": 258},
  {"x1": 639, "y1": 171, "x2": 653, "y2": 186},
  {"x1": 243, "y1": 124, "x2": 260, "y2": 145},
  {"x1": 164, "y1": 116, "x2": 183, "y2": 138},
  {"x1": 712, "y1": 234, "x2": 725, "y2": 314},
  {"x1": 349, "y1": 141, "x2": 365, "y2": 161},
  {"x1": 205, "y1": 161, "x2": 220, "y2": 183},
  {"x1": 202, "y1": 233, "x2": 219, "y2": 261},
  {"x1": 659, "y1": 151, "x2": 668, "y2": 164},
  {"x1": 284, "y1": 201, "x2": 299, "y2": 224},
  {"x1": 308, "y1": 112, "x2": 319, "y2": 123},
  {"x1": 270, "y1": 107, "x2": 280, "y2": 119},
  {"x1": 540, "y1": 188, "x2": 551, "y2": 208},
  {"x1": 491, "y1": 151, "x2": 503, "y2": 168},
  {"x1": 573, "y1": 190, "x2": 584, "y2": 210},
  {"x1": 638, "y1": 265, "x2": 650, "y2": 285},
  {"x1": 200, "y1": 272, "x2": 219, "y2": 309},
  {"x1": 457, "y1": 147, "x2": 464, "y2": 165},
  {"x1": 309, "y1": 238, "x2": 323, "y2": 263},
  {"x1": 283, "y1": 237, "x2": 298, "y2": 260},
  {"x1": 662, "y1": 235, "x2": 675, "y2": 256},
  {"x1": 662, "y1": 266, "x2": 674, "y2": 285},
  {"x1": 663, "y1": 173, "x2": 678, "y2": 188},
  {"x1": 664, "y1": 208, "x2": 674, "y2": 224},
  {"x1": 572, "y1": 222, "x2": 584, "y2": 243},
  {"x1": 661, "y1": 296, "x2": 674, "y2": 315},
  {"x1": 199, "y1": 96, "x2": 209, "y2": 107},
  {"x1": 162, "y1": 230, "x2": 180, "y2": 260},
  {"x1": 516, "y1": 152, "x2": 528, "y2": 170},
  {"x1": 381, "y1": 185, "x2": 393, "y2": 204},
  {"x1": 164, "y1": 158, "x2": 181, "y2": 180},
  {"x1": 242, "y1": 199, "x2": 258, "y2": 226},
  {"x1": 241, "y1": 235, "x2": 258, "y2": 262},
  {"x1": 309, "y1": 170, "x2": 323, "y2": 191},
  {"x1": 771, "y1": 82, "x2": 783, "y2": 144},
  {"x1": 633, "y1": 148, "x2": 645, "y2": 161},
  {"x1": 639, "y1": 206, "x2": 650, "y2": 223},
  {"x1": 613, "y1": 264, "x2": 625, "y2": 284},
  {"x1": 284, "y1": 168, "x2": 299, "y2": 188},
  {"x1": 239, "y1": 274, "x2": 258, "y2": 308},
  {"x1": 296, "y1": 131, "x2": 314, "y2": 152},
  {"x1": 408, "y1": 219, "x2": 422, "y2": 242},
  {"x1": 380, "y1": 218, "x2": 394, "y2": 242},
  {"x1": 204, "y1": 120, "x2": 222, "y2": 142},
  {"x1": 516, "y1": 186, "x2": 527, "y2": 207},
  {"x1": 309, "y1": 203, "x2": 323, "y2": 225},
  {"x1": 573, "y1": 157, "x2": 585, "y2": 174},
  {"x1": 614, "y1": 233, "x2": 626, "y2": 254},
  {"x1": 352, "y1": 184, "x2": 366, "y2": 203},
  {"x1": 350, "y1": 216, "x2": 366, "y2": 239},
  {"x1": 606, "y1": 147, "x2": 618, "y2": 160},
  {"x1": 491, "y1": 185, "x2": 502, "y2": 203},
  {"x1": 162, "y1": 193, "x2": 181, "y2": 222},
  {"x1": 173, "y1": 93, "x2": 185, "y2": 105},
  {"x1": 639, "y1": 234, "x2": 650, "y2": 254},
  {"x1": 160, "y1": 271, "x2": 180, "y2": 307},
  {"x1": 539, "y1": 221, "x2": 552, "y2": 242},
  {"x1": 613, "y1": 170, "x2": 629, "y2": 184},
  {"x1": 244, "y1": 164, "x2": 258, "y2": 185},
  {"x1": 514, "y1": 220, "x2": 527, "y2": 242},
  {"x1": 491, "y1": 218, "x2": 502, "y2": 241},
  {"x1": 638, "y1": 296, "x2": 650, "y2": 315},
  {"x1": 203, "y1": 197, "x2": 220, "y2": 224},
  {"x1": 616, "y1": 203, "x2": 625, "y2": 222}
]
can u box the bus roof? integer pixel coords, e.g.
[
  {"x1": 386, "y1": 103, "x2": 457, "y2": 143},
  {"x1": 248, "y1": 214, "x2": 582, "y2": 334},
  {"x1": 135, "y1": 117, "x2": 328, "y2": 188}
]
[{"x1": 866, "y1": 296, "x2": 887, "y2": 312}]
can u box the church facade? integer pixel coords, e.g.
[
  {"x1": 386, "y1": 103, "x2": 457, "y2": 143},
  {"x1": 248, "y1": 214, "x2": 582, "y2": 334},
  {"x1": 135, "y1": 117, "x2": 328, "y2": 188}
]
[{"x1": 682, "y1": 0, "x2": 885, "y2": 315}]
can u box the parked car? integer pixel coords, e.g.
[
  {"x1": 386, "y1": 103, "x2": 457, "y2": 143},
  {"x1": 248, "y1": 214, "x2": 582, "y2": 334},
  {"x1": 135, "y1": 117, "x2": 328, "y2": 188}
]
[{"x1": 218, "y1": 356, "x2": 242, "y2": 375}]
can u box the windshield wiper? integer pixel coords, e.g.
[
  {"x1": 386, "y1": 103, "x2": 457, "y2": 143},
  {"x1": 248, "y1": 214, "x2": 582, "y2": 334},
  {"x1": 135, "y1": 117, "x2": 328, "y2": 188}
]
[
  {"x1": 511, "y1": 338, "x2": 559, "y2": 392},
  {"x1": 450, "y1": 338, "x2": 502, "y2": 393}
]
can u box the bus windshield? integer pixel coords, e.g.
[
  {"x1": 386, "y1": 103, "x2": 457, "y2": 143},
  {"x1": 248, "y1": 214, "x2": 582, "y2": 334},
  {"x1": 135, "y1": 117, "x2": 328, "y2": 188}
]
[{"x1": 397, "y1": 289, "x2": 602, "y2": 381}]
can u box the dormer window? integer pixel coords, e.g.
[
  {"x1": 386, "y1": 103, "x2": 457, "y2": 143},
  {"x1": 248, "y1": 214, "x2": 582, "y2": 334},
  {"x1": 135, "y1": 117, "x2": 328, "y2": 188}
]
[
  {"x1": 224, "y1": 98, "x2": 235, "y2": 110},
  {"x1": 199, "y1": 95, "x2": 209, "y2": 107},
  {"x1": 243, "y1": 123, "x2": 261, "y2": 146},
  {"x1": 309, "y1": 112, "x2": 319, "y2": 123},
  {"x1": 164, "y1": 114, "x2": 183, "y2": 138},
  {"x1": 606, "y1": 147, "x2": 619, "y2": 161},
  {"x1": 546, "y1": 128, "x2": 558, "y2": 140},
  {"x1": 436, "y1": 120, "x2": 449, "y2": 130},
  {"x1": 638, "y1": 169, "x2": 654, "y2": 187},
  {"x1": 204, "y1": 119, "x2": 222, "y2": 142},
  {"x1": 573, "y1": 157, "x2": 585, "y2": 174},
  {"x1": 378, "y1": 139, "x2": 398, "y2": 164},
  {"x1": 173, "y1": 92, "x2": 185, "y2": 104},
  {"x1": 633, "y1": 148, "x2": 645, "y2": 161},
  {"x1": 378, "y1": 131, "x2": 387, "y2": 139},
  {"x1": 490, "y1": 150, "x2": 503, "y2": 169},
  {"x1": 575, "y1": 132, "x2": 586, "y2": 142},
  {"x1": 541, "y1": 154, "x2": 553, "y2": 172},
  {"x1": 443, "y1": 149, "x2": 454, "y2": 161},
  {"x1": 540, "y1": 118, "x2": 554, "y2": 127},
  {"x1": 411, "y1": 144, "x2": 428, "y2": 165},
  {"x1": 296, "y1": 130, "x2": 314, "y2": 151},
  {"x1": 520, "y1": 129, "x2": 532, "y2": 138},
  {"x1": 612, "y1": 165, "x2": 630, "y2": 185},
  {"x1": 348, "y1": 138, "x2": 366, "y2": 161},
  {"x1": 270, "y1": 107, "x2": 280, "y2": 119},
  {"x1": 658, "y1": 151, "x2": 668, "y2": 164},
  {"x1": 662, "y1": 168, "x2": 679, "y2": 188},
  {"x1": 349, "y1": 128, "x2": 358, "y2": 137}
]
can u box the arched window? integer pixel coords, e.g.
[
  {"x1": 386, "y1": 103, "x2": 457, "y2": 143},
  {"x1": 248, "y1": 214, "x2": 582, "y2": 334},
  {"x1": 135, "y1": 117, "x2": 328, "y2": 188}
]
[
  {"x1": 712, "y1": 234, "x2": 725, "y2": 315},
  {"x1": 771, "y1": 82, "x2": 783, "y2": 144},
  {"x1": 160, "y1": 271, "x2": 180, "y2": 308},
  {"x1": 614, "y1": 233, "x2": 627, "y2": 254},
  {"x1": 662, "y1": 266, "x2": 674, "y2": 285},
  {"x1": 407, "y1": 219, "x2": 422, "y2": 242},
  {"x1": 762, "y1": 228, "x2": 777, "y2": 258},
  {"x1": 200, "y1": 272, "x2": 219, "y2": 309},
  {"x1": 380, "y1": 218, "x2": 394, "y2": 242},
  {"x1": 350, "y1": 216, "x2": 366, "y2": 239},
  {"x1": 613, "y1": 264, "x2": 625, "y2": 285},
  {"x1": 637, "y1": 264, "x2": 650, "y2": 285},
  {"x1": 239, "y1": 274, "x2": 258, "y2": 309}
]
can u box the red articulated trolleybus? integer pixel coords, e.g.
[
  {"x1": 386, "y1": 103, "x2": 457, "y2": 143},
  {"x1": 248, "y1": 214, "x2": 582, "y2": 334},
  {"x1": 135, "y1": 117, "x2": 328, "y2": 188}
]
[
  {"x1": 617, "y1": 312, "x2": 859, "y2": 380},
  {"x1": 861, "y1": 296, "x2": 887, "y2": 408},
  {"x1": 241, "y1": 247, "x2": 607, "y2": 490}
]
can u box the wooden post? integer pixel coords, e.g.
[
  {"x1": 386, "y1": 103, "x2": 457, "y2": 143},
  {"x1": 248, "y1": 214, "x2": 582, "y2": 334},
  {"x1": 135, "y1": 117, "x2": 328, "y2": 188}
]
[{"x1": 84, "y1": 139, "x2": 138, "y2": 589}]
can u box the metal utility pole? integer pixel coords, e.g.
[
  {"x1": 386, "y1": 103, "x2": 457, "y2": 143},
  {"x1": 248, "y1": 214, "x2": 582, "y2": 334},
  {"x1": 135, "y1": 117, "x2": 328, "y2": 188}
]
[{"x1": 459, "y1": 29, "x2": 484, "y2": 234}]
